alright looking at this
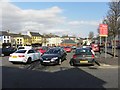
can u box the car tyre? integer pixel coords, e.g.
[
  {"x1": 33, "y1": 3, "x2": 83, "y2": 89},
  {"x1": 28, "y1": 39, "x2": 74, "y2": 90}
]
[
  {"x1": 70, "y1": 61, "x2": 74, "y2": 66},
  {"x1": 27, "y1": 57, "x2": 32, "y2": 64},
  {"x1": 58, "y1": 59, "x2": 62, "y2": 65}
]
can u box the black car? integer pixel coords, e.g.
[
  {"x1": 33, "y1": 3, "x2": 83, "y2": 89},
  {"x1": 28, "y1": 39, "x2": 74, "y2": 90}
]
[
  {"x1": 69, "y1": 48, "x2": 95, "y2": 66},
  {"x1": 40, "y1": 47, "x2": 67, "y2": 65},
  {"x1": 1, "y1": 47, "x2": 17, "y2": 56}
]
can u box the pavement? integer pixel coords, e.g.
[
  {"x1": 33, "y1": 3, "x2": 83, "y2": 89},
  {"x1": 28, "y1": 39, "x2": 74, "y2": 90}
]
[{"x1": 95, "y1": 50, "x2": 118, "y2": 66}]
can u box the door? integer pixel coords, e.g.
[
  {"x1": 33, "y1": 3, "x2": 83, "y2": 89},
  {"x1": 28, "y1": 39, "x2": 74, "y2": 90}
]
[{"x1": 27, "y1": 50, "x2": 36, "y2": 61}]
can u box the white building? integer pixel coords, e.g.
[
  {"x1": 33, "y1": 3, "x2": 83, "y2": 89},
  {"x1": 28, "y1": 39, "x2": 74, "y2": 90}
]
[
  {"x1": 0, "y1": 31, "x2": 11, "y2": 44},
  {"x1": 43, "y1": 34, "x2": 62, "y2": 46}
]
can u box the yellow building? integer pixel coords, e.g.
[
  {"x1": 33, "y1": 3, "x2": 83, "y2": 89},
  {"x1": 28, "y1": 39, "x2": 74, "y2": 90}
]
[
  {"x1": 23, "y1": 35, "x2": 32, "y2": 46},
  {"x1": 27, "y1": 31, "x2": 43, "y2": 46},
  {"x1": 10, "y1": 33, "x2": 32, "y2": 47}
]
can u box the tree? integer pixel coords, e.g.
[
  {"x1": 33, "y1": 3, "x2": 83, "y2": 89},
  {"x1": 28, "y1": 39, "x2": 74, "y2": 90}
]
[
  {"x1": 88, "y1": 31, "x2": 94, "y2": 40},
  {"x1": 103, "y1": 0, "x2": 120, "y2": 57}
]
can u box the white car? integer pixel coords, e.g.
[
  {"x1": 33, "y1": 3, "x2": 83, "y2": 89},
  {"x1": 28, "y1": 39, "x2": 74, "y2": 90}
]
[
  {"x1": 17, "y1": 46, "x2": 32, "y2": 50},
  {"x1": 9, "y1": 49, "x2": 41, "y2": 64}
]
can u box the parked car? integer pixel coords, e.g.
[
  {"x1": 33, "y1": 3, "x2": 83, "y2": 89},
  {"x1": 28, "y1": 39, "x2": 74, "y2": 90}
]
[
  {"x1": 40, "y1": 47, "x2": 67, "y2": 65},
  {"x1": 17, "y1": 46, "x2": 32, "y2": 50},
  {"x1": 64, "y1": 46, "x2": 72, "y2": 53},
  {"x1": 1, "y1": 47, "x2": 17, "y2": 56},
  {"x1": 37, "y1": 46, "x2": 49, "y2": 55},
  {"x1": 69, "y1": 48, "x2": 95, "y2": 66},
  {"x1": 9, "y1": 49, "x2": 41, "y2": 64},
  {"x1": 91, "y1": 43, "x2": 100, "y2": 52}
]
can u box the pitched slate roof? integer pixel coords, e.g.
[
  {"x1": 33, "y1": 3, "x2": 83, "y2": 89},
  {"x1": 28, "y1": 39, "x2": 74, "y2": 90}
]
[
  {"x1": 43, "y1": 34, "x2": 60, "y2": 38},
  {"x1": 23, "y1": 35, "x2": 31, "y2": 39},
  {"x1": 61, "y1": 39, "x2": 76, "y2": 44},
  {"x1": 9, "y1": 33, "x2": 23, "y2": 37},
  {"x1": 30, "y1": 32, "x2": 43, "y2": 37},
  {"x1": 0, "y1": 31, "x2": 10, "y2": 36}
]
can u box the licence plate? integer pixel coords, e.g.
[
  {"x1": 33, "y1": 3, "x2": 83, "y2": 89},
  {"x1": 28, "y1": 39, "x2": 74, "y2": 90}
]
[
  {"x1": 12, "y1": 56, "x2": 17, "y2": 58},
  {"x1": 43, "y1": 61, "x2": 50, "y2": 63},
  {"x1": 80, "y1": 61, "x2": 88, "y2": 63}
]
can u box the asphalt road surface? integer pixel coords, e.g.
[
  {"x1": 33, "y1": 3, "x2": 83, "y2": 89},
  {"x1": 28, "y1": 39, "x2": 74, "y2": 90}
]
[{"x1": 1, "y1": 52, "x2": 118, "y2": 89}]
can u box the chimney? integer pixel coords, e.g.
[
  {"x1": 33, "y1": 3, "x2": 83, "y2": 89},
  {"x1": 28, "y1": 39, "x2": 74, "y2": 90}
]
[{"x1": 7, "y1": 30, "x2": 10, "y2": 33}]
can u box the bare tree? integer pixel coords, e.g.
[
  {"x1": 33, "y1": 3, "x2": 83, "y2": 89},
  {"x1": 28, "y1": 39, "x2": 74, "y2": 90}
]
[
  {"x1": 88, "y1": 31, "x2": 94, "y2": 40},
  {"x1": 103, "y1": 0, "x2": 120, "y2": 57}
]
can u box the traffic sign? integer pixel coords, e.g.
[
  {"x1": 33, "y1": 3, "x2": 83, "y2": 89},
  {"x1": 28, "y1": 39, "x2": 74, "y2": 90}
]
[{"x1": 99, "y1": 24, "x2": 108, "y2": 37}]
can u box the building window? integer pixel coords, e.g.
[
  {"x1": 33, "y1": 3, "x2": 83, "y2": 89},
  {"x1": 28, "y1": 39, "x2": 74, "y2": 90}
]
[
  {"x1": 17, "y1": 39, "x2": 19, "y2": 41},
  {"x1": 20, "y1": 39, "x2": 22, "y2": 41},
  {"x1": 7, "y1": 40, "x2": 9, "y2": 43},
  {"x1": 4, "y1": 40, "x2": 6, "y2": 43},
  {"x1": 4, "y1": 36, "x2": 6, "y2": 39},
  {"x1": 7, "y1": 36, "x2": 9, "y2": 39}
]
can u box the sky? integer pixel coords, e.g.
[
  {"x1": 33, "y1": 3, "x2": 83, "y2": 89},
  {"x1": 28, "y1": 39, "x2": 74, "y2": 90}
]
[{"x1": 1, "y1": 1, "x2": 109, "y2": 38}]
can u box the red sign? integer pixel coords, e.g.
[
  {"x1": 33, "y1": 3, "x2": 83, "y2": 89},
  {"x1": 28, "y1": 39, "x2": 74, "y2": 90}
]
[{"x1": 99, "y1": 24, "x2": 108, "y2": 37}]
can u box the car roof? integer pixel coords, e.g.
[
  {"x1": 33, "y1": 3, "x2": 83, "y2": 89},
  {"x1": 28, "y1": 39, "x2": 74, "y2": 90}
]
[
  {"x1": 16, "y1": 49, "x2": 33, "y2": 51},
  {"x1": 76, "y1": 48, "x2": 91, "y2": 50}
]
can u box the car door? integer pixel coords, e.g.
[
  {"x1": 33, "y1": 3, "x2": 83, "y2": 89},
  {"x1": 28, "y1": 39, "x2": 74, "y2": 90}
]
[
  {"x1": 34, "y1": 50, "x2": 41, "y2": 60},
  {"x1": 27, "y1": 50, "x2": 35, "y2": 61}
]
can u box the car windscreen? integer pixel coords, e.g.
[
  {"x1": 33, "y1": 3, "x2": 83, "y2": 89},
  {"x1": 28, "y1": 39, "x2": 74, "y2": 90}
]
[
  {"x1": 18, "y1": 47, "x2": 25, "y2": 49},
  {"x1": 45, "y1": 49, "x2": 59, "y2": 54},
  {"x1": 15, "y1": 50, "x2": 26, "y2": 53},
  {"x1": 65, "y1": 46, "x2": 70, "y2": 48},
  {"x1": 75, "y1": 49, "x2": 92, "y2": 55}
]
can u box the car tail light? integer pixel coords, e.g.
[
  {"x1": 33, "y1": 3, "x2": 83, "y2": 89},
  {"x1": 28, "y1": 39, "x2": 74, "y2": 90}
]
[
  {"x1": 18, "y1": 55, "x2": 25, "y2": 57},
  {"x1": 92, "y1": 54, "x2": 95, "y2": 59},
  {"x1": 10, "y1": 55, "x2": 12, "y2": 57},
  {"x1": 73, "y1": 54, "x2": 77, "y2": 59}
]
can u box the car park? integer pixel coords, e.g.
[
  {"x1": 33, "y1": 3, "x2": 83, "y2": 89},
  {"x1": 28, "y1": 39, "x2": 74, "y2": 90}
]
[
  {"x1": 69, "y1": 48, "x2": 95, "y2": 66},
  {"x1": 9, "y1": 49, "x2": 41, "y2": 64},
  {"x1": 40, "y1": 47, "x2": 67, "y2": 65}
]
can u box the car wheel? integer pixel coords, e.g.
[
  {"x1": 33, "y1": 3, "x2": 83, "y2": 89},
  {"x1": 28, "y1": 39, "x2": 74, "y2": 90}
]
[
  {"x1": 58, "y1": 59, "x2": 62, "y2": 65},
  {"x1": 27, "y1": 57, "x2": 32, "y2": 64},
  {"x1": 70, "y1": 61, "x2": 74, "y2": 66},
  {"x1": 11, "y1": 62, "x2": 16, "y2": 64}
]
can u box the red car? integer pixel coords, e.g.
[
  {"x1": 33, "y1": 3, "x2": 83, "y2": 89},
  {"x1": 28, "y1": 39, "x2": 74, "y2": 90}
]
[
  {"x1": 38, "y1": 46, "x2": 49, "y2": 54},
  {"x1": 91, "y1": 44, "x2": 100, "y2": 52},
  {"x1": 64, "y1": 46, "x2": 72, "y2": 53}
]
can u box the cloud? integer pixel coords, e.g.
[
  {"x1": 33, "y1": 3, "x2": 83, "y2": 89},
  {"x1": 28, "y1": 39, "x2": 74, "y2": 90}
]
[
  {"x1": 68, "y1": 20, "x2": 99, "y2": 26},
  {"x1": 1, "y1": 2, "x2": 101, "y2": 37},
  {"x1": 1, "y1": 2, "x2": 66, "y2": 33}
]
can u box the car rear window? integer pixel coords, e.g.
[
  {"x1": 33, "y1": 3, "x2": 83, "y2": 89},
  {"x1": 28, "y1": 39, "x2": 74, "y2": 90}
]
[
  {"x1": 45, "y1": 49, "x2": 60, "y2": 54},
  {"x1": 15, "y1": 50, "x2": 26, "y2": 53},
  {"x1": 18, "y1": 47, "x2": 25, "y2": 49},
  {"x1": 75, "y1": 49, "x2": 92, "y2": 55}
]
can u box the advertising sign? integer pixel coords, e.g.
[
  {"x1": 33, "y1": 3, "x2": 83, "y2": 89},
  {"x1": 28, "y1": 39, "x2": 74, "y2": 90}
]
[{"x1": 99, "y1": 24, "x2": 108, "y2": 37}]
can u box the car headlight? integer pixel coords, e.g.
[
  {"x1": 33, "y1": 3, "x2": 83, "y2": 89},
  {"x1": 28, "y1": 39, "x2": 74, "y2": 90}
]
[{"x1": 51, "y1": 57, "x2": 58, "y2": 61}]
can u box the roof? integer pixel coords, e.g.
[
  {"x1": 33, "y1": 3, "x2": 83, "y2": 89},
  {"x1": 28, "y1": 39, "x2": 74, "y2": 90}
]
[
  {"x1": 0, "y1": 31, "x2": 10, "y2": 36},
  {"x1": 30, "y1": 32, "x2": 43, "y2": 37},
  {"x1": 61, "y1": 35, "x2": 76, "y2": 38},
  {"x1": 43, "y1": 34, "x2": 60, "y2": 38},
  {"x1": 61, "y1": 39, "x2": 76, "y2": 44},
  {"x1": 9, "y1": 33, "x2": 23, "y2": 37},
  {"x1": 23, "y1": 35, "x2": 31, "y2": 39},
  {"x1": 9, "y1": 33, "x2": 31, "y2": 39}
]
